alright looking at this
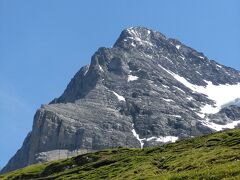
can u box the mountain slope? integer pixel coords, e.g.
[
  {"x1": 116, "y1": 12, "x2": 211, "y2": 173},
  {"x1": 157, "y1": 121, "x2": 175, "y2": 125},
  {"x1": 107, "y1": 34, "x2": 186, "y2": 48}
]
[
  {"x1": 2, "y1": 27, "x2": 240, "y2": 173},
  {"x1": 1, "y1": 128, "x2": 240, "y2": 179}
]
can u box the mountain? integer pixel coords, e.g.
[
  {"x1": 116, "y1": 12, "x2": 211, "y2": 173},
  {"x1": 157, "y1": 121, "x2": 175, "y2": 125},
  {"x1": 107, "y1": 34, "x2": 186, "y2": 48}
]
[
  {"x1": 1, "y1": 128, "x2": 240, "y2": 179},
  {"x1": 2, "y1": 27, "x2": 240, "y2": 173}
]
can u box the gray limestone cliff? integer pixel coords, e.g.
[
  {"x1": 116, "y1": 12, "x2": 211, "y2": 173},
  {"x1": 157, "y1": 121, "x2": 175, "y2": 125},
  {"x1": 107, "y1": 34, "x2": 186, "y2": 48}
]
[{"x1": 2, "y1": 27, "x2": 240, "y2": 173}]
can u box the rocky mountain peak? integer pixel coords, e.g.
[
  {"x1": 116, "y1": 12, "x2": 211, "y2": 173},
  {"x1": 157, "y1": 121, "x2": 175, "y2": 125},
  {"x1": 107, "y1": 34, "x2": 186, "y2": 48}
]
[
  {"x1": 114, "y1": 26, "x2": 167, "y2": 49},
  {"x1": 2, "y1": 27, "x2": 240, "y2": 174}
]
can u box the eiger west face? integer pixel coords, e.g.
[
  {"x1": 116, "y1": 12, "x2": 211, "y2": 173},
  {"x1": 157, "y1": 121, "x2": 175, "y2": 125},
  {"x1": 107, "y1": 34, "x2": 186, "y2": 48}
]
[{"x1": 2, "y1": 27, "x2": 240, "y2": 173}]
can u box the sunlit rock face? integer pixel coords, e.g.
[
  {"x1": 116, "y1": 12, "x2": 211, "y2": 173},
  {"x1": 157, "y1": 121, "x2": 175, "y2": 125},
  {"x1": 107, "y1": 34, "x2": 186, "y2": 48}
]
[{"x1": 2, "y1": 27, "x2": 240, "y2": 173}]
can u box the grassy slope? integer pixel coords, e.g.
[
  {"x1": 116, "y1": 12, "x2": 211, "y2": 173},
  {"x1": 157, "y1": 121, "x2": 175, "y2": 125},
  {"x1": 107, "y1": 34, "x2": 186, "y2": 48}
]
[{"x1": 1, "y1": 128, "x2": 240, "y2": 180}]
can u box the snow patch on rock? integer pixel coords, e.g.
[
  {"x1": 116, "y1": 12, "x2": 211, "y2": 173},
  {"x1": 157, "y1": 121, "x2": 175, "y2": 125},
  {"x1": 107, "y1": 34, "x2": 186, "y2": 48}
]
[
  {"x1": 201, "y1": 119, "x2": 240, "y2": 131},
  {"x1": 158, "y1": 64, "x2": 240, "y2": 115},
  {"x1": 222, "y1": 98, "x2": 240, "y2": 108},
  {"x1": 99, "y1": 65, "x2": 104, "y2": 72},
  {"x1": 128, "y1": 75, "x2": 139, "y2": 82},
  {"x1": 112, "y1": 91, "x2": 125, "y2": 102},
  {"x1": 187, "y1": 96, "x2": 194, "y2": 101},
  {"x1": 131, "y1": 124, "x2": 178, "y2": 149},
  {"x1": 162, "y1": 98, "x2": 174, "y2": 102},
  {"x1": 169, "y1": 115, "x2": 181, "y2": 118},
  {"x1": 131, "y1": 124, "x2": 145, "y2": 149},
  {"x1": 157, "y1": 63, "x2": 240, "y2": 131},
  {"x1": 146, "y1": 136, "x2": 178, "y2": 143},
  {"x1": 176, "y1": 45, "x2": 181, "y2": 49},
  {"x1": 126, "y1": 28, "x2": 154, "y2": 47}
]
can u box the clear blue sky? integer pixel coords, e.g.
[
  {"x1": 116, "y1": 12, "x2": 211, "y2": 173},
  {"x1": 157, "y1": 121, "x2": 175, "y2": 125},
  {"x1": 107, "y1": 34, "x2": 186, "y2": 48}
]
[{"x1": 0, "y1": 0, "x2": 240, "y2": 168}]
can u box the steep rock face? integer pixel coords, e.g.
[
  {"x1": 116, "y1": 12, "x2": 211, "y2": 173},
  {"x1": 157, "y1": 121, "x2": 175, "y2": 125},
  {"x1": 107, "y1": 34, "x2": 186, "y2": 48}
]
[{"x1": 2, "y1": 27, "x2": 240, "y2": 173}]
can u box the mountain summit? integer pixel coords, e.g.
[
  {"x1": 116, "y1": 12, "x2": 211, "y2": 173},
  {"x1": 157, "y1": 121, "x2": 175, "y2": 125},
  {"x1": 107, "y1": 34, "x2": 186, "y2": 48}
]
[{"x1": 2, "y1": 27, "x2": 240, "y2": 173}]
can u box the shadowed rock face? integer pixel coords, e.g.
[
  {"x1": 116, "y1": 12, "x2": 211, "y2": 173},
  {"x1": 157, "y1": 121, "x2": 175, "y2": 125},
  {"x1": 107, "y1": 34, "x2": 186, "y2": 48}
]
[{"x1": 2, "y1": 27, "x2": 240, "y2": 173}]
